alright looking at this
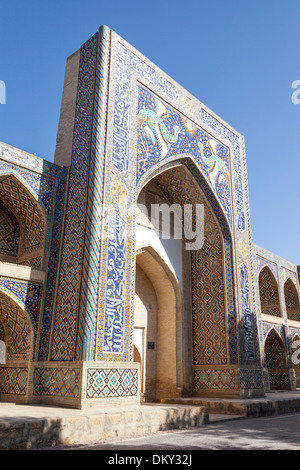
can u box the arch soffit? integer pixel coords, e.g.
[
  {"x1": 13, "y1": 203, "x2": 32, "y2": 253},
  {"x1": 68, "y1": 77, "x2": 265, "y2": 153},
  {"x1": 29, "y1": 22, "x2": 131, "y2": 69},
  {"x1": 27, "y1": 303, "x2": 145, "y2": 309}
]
[
  {"x1": 135, "y1": 154, "x2": 233, "y2": 242},
  {"x1": 0, "y1": 171, "x2": 48, "y2": 221},
  {"x1": 136, "y1": 158, "x2": 237, "y2": 343},
  {"x1": 0, "y1": 289, "x2": 34, "y2": 338},
  {"x1": 0, "y1": 173, "x2": 47, "y2": 259},
  {"x1": 256, "y1": 259, "x2": 278, "y2": 279},
  {"x1": 284, "y1": 277, "x2": 300, "y2": 311},
  {"x1": 284, "y1": 277, "x2": 299, "y2": 294},
  {"x1": 259, "y1": 265, "x2": 280, "y2": 290},
  {"x1": 264, "y1": 326, "x2": 286, "y2": 349},
  {"x1": 136, "y1": 245, "x2": 182, "y2": 309}
]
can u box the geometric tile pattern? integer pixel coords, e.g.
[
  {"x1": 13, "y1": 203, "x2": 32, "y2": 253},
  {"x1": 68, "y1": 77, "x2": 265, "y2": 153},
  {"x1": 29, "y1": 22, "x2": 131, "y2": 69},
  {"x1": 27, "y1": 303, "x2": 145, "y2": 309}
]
[
  {"x1": 33, "y1": 367, "x2": 80, "y2": 398},
  {"x1": 86, "y1": 368, "x2": 138, "y2": 398},
  {"x1": 239, "y1": 369, "x2": 263, "y2": 390},
  {"x1": 268, "y1": 371, "x2": 290, "y2": 390},
  {"x1": 0, "y1": 199, "x2": 19, "y2": 257},
  {"x1": 262, "y1": 322, "x2": 286, "y2": 344},
  {"x1": 193, "y1": 368, "x2": 236, "y2": 391},
  {"x1": 94, "y1": 34, "x2": 259, "y2": 385},
  {"x1": 76, "y1": 26, "x2": 110, "y2": 361},
  {"x1": 284, "y1": 278, "x2": 300, "y2": 322},
  {"x1": 0, "y1": 321, "x2": 5, "y2": 341},
  {"x1": 152, "y1": 164, "x2": 238, "y2": 366},
  {"x1": 191, "y1": 221, "x2": 226, "y2": 366},
  {"x1": 0, "y1": 292, "x2": 33, "y2": 361},
  {"x1": 0, "y1": 174, "x2": 46, "y2": 263},
  {"x1": 265, "y1": 328, "x2": 290, "y2": 390},
  {"x1": 0, "y1": 278, "x2": 41, "y2": 324},
  {"x1": 151, "y1": 166, "x2": 227, "y2": 366},
  {"x1": 0, "y1": 160, "x2": 54, "y2": 215},
  {"x1": 51, "y1": 34, "x2": 98, "y2": 361},
  {"x1": 0, "y1": 145, "x2": 68, "y2": 362},
  {"x1": 265, "y1": 329, "x2": 287, "y2": 369},
  {"x1": 0, "y1": 366, "x2": 28, "y2": 395},
  {"x1": 182, "y1": 159, "x2": 239, "y2": 364},
  {"x1": 256, "y1": 255, "x2": 278, "y2": 281},
  {"x1": 37, "y1": 167, "x2": 67, "y2": 361}
]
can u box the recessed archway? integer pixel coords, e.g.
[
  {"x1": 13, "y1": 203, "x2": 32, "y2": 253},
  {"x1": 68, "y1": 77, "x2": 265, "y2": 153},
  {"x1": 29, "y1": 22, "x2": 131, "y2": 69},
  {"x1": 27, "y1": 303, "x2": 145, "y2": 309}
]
[
  {"x1": 136, "y1": 160, "x2": 236, "y2": 397},
  {"x1": 135, "y1": 247, "x2": 182, "y2": 401}
]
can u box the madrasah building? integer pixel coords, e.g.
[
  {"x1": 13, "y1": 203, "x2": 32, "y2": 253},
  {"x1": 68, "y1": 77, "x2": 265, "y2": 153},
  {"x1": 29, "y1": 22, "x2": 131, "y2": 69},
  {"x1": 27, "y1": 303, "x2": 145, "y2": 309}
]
[{"x1": 0, "y1": 25, "x2": 300, "y2": 409}]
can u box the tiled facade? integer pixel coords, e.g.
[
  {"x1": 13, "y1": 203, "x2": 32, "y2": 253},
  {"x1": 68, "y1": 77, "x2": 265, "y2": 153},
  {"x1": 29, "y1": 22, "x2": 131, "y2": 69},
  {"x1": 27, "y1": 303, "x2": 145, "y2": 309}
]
[{"x1": 0, "y1": 25, "x2": 299, "y2": 408}]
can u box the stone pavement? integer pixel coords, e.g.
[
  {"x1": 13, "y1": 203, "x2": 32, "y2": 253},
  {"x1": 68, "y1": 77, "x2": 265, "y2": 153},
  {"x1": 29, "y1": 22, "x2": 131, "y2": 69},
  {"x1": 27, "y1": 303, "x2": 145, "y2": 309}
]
[{"x1": 1, "y1": 391, "x2": 300, "y2": 450}]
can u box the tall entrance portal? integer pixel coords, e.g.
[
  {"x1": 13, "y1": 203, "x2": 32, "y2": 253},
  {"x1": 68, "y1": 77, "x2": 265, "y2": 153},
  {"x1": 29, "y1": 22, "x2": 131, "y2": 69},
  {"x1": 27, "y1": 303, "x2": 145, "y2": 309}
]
[
  {"x1": 1, "y1": 24, "x2": 279, "y2": 408},
  {"x1": 135, "y1": 163, "x2": 244, "y2": 399}
]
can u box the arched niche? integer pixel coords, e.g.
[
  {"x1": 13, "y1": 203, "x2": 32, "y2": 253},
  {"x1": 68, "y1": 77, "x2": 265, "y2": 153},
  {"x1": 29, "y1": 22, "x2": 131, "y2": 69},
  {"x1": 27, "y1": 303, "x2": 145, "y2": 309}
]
[
  {"x1": 259, "y1": 266, "x2": 281, "y2": 317},
  {"x1": 284, "y1": 278, "x2": 300, "y2": 322},
  {"x1": 0, "y1": 174, "x2": 47, "y2": 269},
  {"x1": 0, "y1": 291, "x2": 34, "y2": 363},
  {"x1": 264, "y1": 328, "x2": 290, "y2": 390},
  {"x1": 135, "y1": 246, "x2": 182, "y2": 401}
]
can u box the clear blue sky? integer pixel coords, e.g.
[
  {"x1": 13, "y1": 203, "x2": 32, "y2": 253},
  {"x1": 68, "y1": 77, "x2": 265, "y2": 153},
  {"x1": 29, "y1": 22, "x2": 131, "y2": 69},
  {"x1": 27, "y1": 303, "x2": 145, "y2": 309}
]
[{"x1": 1, "y1": 0, "x2": 299, "y2": 264}]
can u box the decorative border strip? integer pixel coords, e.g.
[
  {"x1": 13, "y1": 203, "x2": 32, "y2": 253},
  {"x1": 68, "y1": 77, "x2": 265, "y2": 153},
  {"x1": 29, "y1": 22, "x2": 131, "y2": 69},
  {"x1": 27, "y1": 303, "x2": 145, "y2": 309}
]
[
  {"x1": 0, "y1": 366, "x2": 28, "y2": 395},
  {"x1": 200, "y1": 109, "x2": 245, "y2": 232},
  {"x1": 112, "y1": 42, "x2": 179, "y2": 172},
  {"x1": 256, "y1": 255, "x2": 279, "y2": 281},
  {"x1": 103, "y1": 216, "x2": 127, "y2": 354},
  {"x1": 239, "y1": 368, "x2": 263, "y2": 390},
  {"x1": 51, "y1": 33, "x2": 98, "y2": 361},
  {"x1": 240, "y1": 264, "x2": 255, "y2": 360},
  {"x1": 76, "y1": 26, "x2": 111, "y2": 361},
  {"x1": 86, "y1": 367, "x2": 138, "y2": 398},
  {"x1": 33, "y1": 367, "x2": 80, "y2": 398},
  {"x1": 193, "y1": 368, "x2": 236, "y2": 390},
  {"x1": 0, "y1": 278, "x2": 42, "y2": 328}
]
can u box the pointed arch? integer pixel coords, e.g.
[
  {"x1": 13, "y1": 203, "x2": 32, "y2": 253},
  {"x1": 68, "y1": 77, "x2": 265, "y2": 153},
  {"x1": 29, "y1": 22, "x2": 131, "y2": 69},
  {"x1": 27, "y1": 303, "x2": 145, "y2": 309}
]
[
  {"x1": 0, "y1": 290, "x2": 34, "y2": 363},
  {"x1": 259, "y1": 266, "x2": 281, "y2": 317},
  {"x1": 0, "y1": 173, "x2": 47, "y2": 268},
  {"x1": 135, "y1": 245, "x2": 182, "y2": 401},
  {"x1": 135, "y1": 157, "x2": 240, "y2": 397},
  {"x1": 264, "y1": 328, "x2": 290, "y2": 390},
  {"x1": 136, "y1": 154, "x2": 233, "y2": 240},
  {"x1": 284, "y1": 278, "x2": 300, "y2": 322}
]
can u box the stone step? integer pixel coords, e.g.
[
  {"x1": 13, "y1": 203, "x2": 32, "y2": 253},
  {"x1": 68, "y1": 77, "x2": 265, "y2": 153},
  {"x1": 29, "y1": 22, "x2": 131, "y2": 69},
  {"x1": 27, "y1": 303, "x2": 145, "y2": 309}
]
[
  {"x1": 0, "y1": 403, "x2": 209, "y2": 450},
  {"x1": 160, "y1": 393, "x2": 300, "y2": 418}
]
